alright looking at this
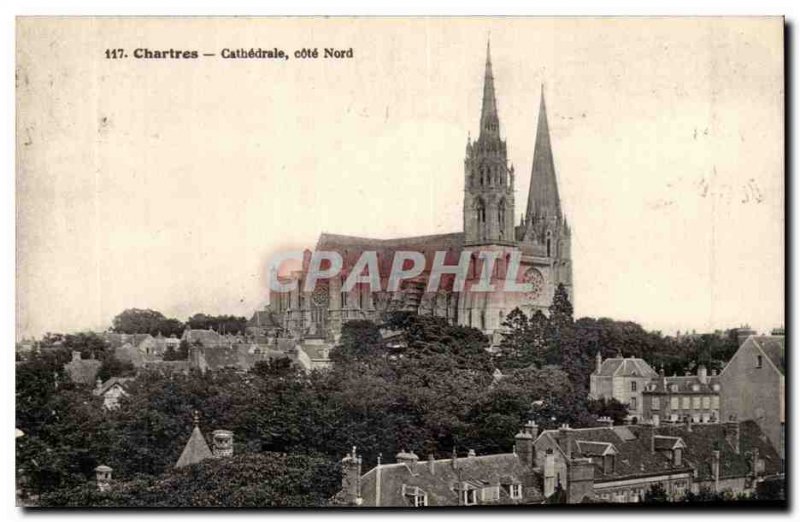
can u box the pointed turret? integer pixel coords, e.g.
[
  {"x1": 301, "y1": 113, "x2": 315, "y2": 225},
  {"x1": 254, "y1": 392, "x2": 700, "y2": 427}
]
[
  {"x1": 526, "y1": 86, "x2": 562, "y2": 222},
  {"x1": 463, "y1": 39, "x2": 514, "y2": 246},
  {"x1": 175, "y1": 411, "x2": 213, "y2": 468},
  {"x1": 479, "y1": 40, "x2": 500, "y2": 139}
]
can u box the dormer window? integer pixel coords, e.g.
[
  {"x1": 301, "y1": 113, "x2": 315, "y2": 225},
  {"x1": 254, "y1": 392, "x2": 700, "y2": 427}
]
[
  {"x1": 403, "y1": 485, "x2": 427, "y2": 507},
  {"x1": 461, "y1": 489, "x2": 478, "y2": 506},
  {"x1": 481, "y1": 485, "x2": 500, "y2": 502},
  {"x1": 712, "y1": 384, "x2": 720, "y2": 392},
  {"x1": 670, "y1": 384, "x2": 679, "y2": 392}
]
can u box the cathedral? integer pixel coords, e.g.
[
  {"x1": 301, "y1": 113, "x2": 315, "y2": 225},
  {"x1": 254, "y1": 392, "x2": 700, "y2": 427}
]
[{"x1": 269, "y1": 42, "x2": 572, "y2": 342}]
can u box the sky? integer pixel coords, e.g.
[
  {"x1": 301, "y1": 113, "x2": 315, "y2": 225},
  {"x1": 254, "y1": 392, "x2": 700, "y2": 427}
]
[{"x1": 15, "y1": 17, "x2": 784, "y2": 339}]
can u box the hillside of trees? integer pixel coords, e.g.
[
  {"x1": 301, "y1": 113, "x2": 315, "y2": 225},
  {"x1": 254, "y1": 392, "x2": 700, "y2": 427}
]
[{"x1": 16, "y1": 284, "x2": 743, "y2": 506}]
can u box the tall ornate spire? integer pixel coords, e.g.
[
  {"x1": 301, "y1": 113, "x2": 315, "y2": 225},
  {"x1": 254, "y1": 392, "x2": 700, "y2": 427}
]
[
  {"x1": 479, "y1": 39, "x2": 500, "y2": 139},
  {"x1": 526, "y1": 86, "x2": 562, "y2": 221}
]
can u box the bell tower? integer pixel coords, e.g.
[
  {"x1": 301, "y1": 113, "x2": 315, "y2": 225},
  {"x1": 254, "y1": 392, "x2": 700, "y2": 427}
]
[{"x1": 463, "y1": 40, "x2": 515, "y2": 246}]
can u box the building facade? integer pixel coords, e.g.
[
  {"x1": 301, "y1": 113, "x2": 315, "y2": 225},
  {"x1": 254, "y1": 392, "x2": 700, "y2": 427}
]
[
  {"x1": 532, "y1": 418, "x2": 780, "y2": 503},
  {"x1": 719, "y1": 335, "x2": 785, "y2": 465},
  {"x1": 588, "y1": 354, "x2": 658, "y2": 422},
  {"x1": 641, "y1": 366, "x2": 721, "y2": 425},
  {"x1": 270, "y1": 42, "x2": 573, "y2": 341}
]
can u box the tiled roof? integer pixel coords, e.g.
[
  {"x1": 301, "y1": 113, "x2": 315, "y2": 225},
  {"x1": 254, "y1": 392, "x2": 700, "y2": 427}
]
[
  {"x1": 197, "y1": 344, "x2": 289, "y2": 371},
  {"x1": 539, "y1": 426, "x2": 692, "y2": 482},
  {"x1": 103, "y1": 333, "x2": 152, "y2": 349},
  {"x1": 63, "y1": 358, "x2": 102, "y2": 385},
  {"x1": 595, "y1": 358, "x2": 657, "y2": 378},
  {"x1": 643, "y1": 374, "x2": 720, "y2": 395},
  {"x1": 93, "y1": 376, "x2": 133, "y2": 396},
  {"x1": 359, "y1": 453, "x2": 543, "y2": 507},
  {"x1": 752, "y1": 336, "x2": 785, "y2": 374},
  {"x1": 657, "y1": 421, "x2": 781, "y2": 481},
  {"x1": 182, "y1": 329, "x2": 223, "y2": 347},
  {"x1": 175, "y1": 426, "x2": 213, "y2": 468},
  {"x1": 315, "y1": 232, "x2": 465, "y2": 284},
  {"x1": 248, "y1": 310, "x2": 281, "y2": 328}
]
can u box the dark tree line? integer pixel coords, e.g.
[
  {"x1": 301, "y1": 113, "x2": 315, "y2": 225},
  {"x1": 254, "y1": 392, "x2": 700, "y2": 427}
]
[{"x1": 110, "y1": 309, "x2": 248, "y2": 336}]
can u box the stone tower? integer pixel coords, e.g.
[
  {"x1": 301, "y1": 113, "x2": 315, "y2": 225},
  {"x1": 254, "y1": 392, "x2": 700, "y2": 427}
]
[
  {"x1": 518, "y1": 87, "x2": 573, "y2": 303},
  {"x1": 463, "y1": 41, "x2": 515, "y2": 246}
]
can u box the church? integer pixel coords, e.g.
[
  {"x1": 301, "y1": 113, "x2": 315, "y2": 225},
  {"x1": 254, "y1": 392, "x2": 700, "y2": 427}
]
[{"x1": 269, "y1": 42, "x2": 572, "y2": 342}]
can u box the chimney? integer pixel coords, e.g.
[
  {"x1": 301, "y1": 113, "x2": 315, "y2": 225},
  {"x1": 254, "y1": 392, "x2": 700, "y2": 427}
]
[
  {"x1": 71, "y1": 351, "x2": 81, "y2": 362},
  {"x1": 596, "y1": 416, "x2": 613, "y2": 429},
  {"x1": 686, "y1": 417, "x2": 693, "y2": 432},
  {"x1": 451, "y1": 447, "x2": 458, "y2": 469},
  {"x1": 467, "y1": 449, "x2": 476, "y2": 458},
  {"x1": 724, "y1": 417, "x2": 740, "y2": 454},
  {"x1": 340, "y1": 446, "x2": 363, "y2": 505},
  {"x1": 515, "y1": 429, "x2": 534, "y2": 467},
  {"x1": 523, "y1": 420, "x2": 539, "y2": 439},
  {"x1": 212, "y1": 429, "x2": 234, "y2": 458},
  {"x1": 698, "y1": 364, "x2": 708, "y2": 385},
  {"x1": 558, "y1": 424, "x2": 572, "y2": 459},
  {"x1": 595, "y1": 351, "x2": 602, "y2": 373},
  {"x1": 94, "y1": 465, "x2": 112, "y2": 492},
  {"x1": 95, "y1": 377, "x2": 103, "y2": 392},
  {"x1": 641, "y1": 423, "x2": 655, "y2": 453},
  {"x1": 427, "y1": 454, "x2": 435, "y2": 475},
  {"x1": 396, "y1": 449, "x2": 419, "y2": 467}
]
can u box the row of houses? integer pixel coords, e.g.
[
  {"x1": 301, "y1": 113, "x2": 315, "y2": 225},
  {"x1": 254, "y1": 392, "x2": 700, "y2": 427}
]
[
  {"x1": 63, "y1": 328, "x2": 334, "y2": 409},
  {"x1": 589, "y1": 334, "x2": 785, "y2": 470}
]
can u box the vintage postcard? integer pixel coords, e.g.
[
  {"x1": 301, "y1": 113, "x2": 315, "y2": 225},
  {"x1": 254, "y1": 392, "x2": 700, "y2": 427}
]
[{"x1": 15, "y1": 17, "x2": 785, "y2": 508}]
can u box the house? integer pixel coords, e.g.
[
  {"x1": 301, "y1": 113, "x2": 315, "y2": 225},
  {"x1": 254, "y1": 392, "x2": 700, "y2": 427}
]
[
  {"x1": 589, "y1": 353, "x2": 658, "y2": 422},
  {"x1": 181, "y1": 328, "x2": 224, "y2": 348},
  {"x1": 641, "y1": 366, "x2": 721, "y2": 425},
  {"x1": 175, "y1": 412, "x2": 234, "y2": 468},
  {"x1": 93, "y1": 377, "x2": 133, "y2": 409},
  {"x1": 63, "y1": 351, "x2": 102, "y2": 385},
  {"x1": 294, "y1": 340, "x2": 332, "y2": 372},
  {"x1": 719, "y1": 335, "x2": 785, "y2": 465},
  {"x1": 338, "y1": 424, "x2": 544, "y2": 507},
  {"x1": 532, "y1": 417, "x2": 781, "y2": 503},
  {"x1": 246, "y1": 308, "x2": 282, "y2": 340}
]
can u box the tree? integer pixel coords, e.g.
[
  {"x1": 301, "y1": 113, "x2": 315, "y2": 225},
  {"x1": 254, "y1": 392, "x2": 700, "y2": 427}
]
[
  {"x1": 111, "y1": 309, "x2": 184, "y2": 337},
  {"x1": 587, "y1": 398, "x2": 629, "y2": 426},
  {"x1": 38, "y1": 452, "x2": 341, "y2": 507},
  {"x1": 186, "y1": 314, "x2": 248, "y2": 335},
  {"x1": 330, "y1": 320, "x2": 385, "y2": 363},
  {"x1": 497, "y1": 308, "x2": 548, "y2": 370}
]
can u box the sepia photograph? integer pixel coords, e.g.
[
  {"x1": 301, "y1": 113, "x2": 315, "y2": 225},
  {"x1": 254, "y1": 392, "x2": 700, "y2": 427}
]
[{"x1": 14, "y1": 16, "x2": 785, "y2": 509}]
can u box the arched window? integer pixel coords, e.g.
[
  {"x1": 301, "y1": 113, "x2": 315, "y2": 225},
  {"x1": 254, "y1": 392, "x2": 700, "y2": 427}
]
[
  {"x1": 546, "y1": 230, "x2": 552, "y2": 257},
  {"x1": 476, "y1": 199, "x2": 486, "y2": 240},
  {"x1": 498, "y1": 200, "x2": 506, "y2": 238}
]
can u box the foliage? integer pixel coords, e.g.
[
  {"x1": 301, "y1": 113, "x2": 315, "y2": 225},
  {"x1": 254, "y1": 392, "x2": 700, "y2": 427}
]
[
  {"x1": 186, "y1": 313, "x2": 248, "y2": 335},
  {"x1": 39, "y1": 452, "x2": 340, "y2": 507},
  {"x1": 111, "y1": 309, "x2": 184, "y2": 337}
]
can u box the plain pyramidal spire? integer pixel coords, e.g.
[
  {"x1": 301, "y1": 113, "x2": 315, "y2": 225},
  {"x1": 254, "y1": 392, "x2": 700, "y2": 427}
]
[
  {"x1": 526, "y1": 85, "x2": 562, "y2": 221},
  {"x1": 479, "y1": 38, "x2": 500, "y2": 138}
]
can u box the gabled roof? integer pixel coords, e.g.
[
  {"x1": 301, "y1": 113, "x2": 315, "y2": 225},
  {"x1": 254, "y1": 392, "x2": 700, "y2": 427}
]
[
  {"x1": 359, "y1": 453, "x2": 542, "y2": 507},
  {"x1": 93, "y1": 376, "x2": 133, "y2": 396},
  {"x1": 175, "y1": 426, "x2": 213, "y2": 468},
  {"x1": 248, "y1": 310, "x2": 280, "y2": 328},
  {"x1": 182, "y1": 329, "x2": 223, "y2": 347},
  {"x1": 595, "y1": 357, "x2": 657, "y2": 378},
  {"x1": 657, "y1": 421, "x2": 781, "y2": 481},
  {"x1": 644, "y1": 374, "x2": 720, "y2": 395},
  {"x1": 537, "y1": 425, "x2": 690, "y2": 482},
  {"x1": 63, "y1": 357, "x2": 102, "y2": 385},
  {"x1": 753, "y1": 336, "x2": 785, "y2": 374}
]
